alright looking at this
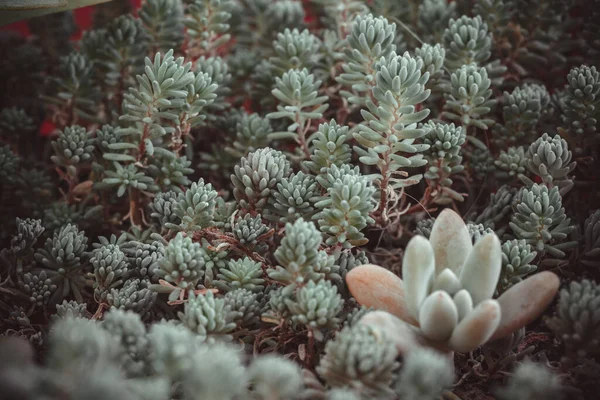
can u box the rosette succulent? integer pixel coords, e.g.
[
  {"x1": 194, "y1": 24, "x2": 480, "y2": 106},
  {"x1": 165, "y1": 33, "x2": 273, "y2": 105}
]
[{"x1": 346, "y1": 209, "x2": 560, "y2": 354}]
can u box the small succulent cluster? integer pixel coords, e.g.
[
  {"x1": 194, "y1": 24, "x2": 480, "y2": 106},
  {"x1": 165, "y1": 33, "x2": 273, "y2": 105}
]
[{"x1": 0, "y1": 0, "x2": 598, "y2": 398}]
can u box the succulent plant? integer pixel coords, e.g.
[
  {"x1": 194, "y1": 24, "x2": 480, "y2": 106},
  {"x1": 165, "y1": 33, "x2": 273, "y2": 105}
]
[
  {"x1": 520, "y1": 133, "x2": 576, "y2": 195},
  {"x1": 547, "y1": 279, "x2": 600, "y2": 357},
  {"x1": 223, "y1": 288, "x2": 262, "y2": 328},
  {"x1": 315, "y1": 172, "x2": 377, "y2": 248},
  {"x1": 268, "y1": 171, "x2": 319, "y2": 223},
  {"x1": 34, "y1": 223, "x2": 89, "y2": 304},
  {"x1": 20, "y1": 270, "x2": 57, "y2": 308},
  {"x1": 215, "y1": 257, "x2": 265, "y2": 293},
  {"x1": 443, "y1": 63, "x2": 496, "y2": 129},
  {"x1": 442, "y1": 15, "x2": 492, "y2": 70},
  {"x1": 177, "y1": 290, "x2": 238, "y2": 341},
  {"x1": 394, "y1": 346, "x2": 455, "y2": 400},
  {"x1": 232, "y1": 213, "x2": 270, "y2": 252},
  {"x1": 582, "y1": 210, "x2": 600, "y2": 268},
  {"x1": 495, "y1": 146, "x2": 527, "y2": 178},
  {"x1": 50, "y1": 125, "x2": 96, "y2": 168},
  {"x1": 305, "y1": 119, "x2": 351, "y2": 175},
  {"x1": 316, "y1": 324, "x2": 399, "y2": 398},
  {"x1": 231, "y1": 147, "x2": 291, "y2": 212},
  {"x1": 91, "y1": 244, "x2": 129, "y2": 302},
  {"x1": 346, "y1": 209, "x2": 561, "y2": 353},
  {"x1": 509, "y1": 184, "x2": 576, "y2": 258},
  {"x1": 269, "y1": 218, "x2": 324, "y2": 285},
  {"x1": 106, "y1": 278, "x2": 157, "y2": 316},
  {"x1": 337, "y1": 13, "x2": 397, "y2": 105},
  {"x1": 497, "y1": 239, "x2": 538, "y2": 294},
  {"x1": 561, "y1": 64, "x2": 600, "y2": 137},
  {"x1": 286, "y1": 279, "x2": 344, "y2": 329},
  {"x1": 10, "y1": 217, "x2": 45, "y2": 255},
  {"x1": 247, "y1": 354, "x2": 303, "y2": 399},
  {"x1": 155, "y1": 233, "x2": 206, "y2": 289},
  {"x1": 495, "y1": 361, "x2": 563, "y2": 400},
  {"x1": 165, "y1": 178, "x2": 219, "y2": 232}
]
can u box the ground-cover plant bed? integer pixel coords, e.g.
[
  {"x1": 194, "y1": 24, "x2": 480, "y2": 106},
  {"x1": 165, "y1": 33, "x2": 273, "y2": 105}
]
[{"x1": 1, "y1": 0, "x2": 600, "y2": 399}]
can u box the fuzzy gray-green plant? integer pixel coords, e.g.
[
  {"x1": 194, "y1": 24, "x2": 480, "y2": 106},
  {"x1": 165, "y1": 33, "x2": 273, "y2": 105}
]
[
  {"x1": 495, "y1": 361, "x2": 563, "y2": 400},
  {"x1": 337, "y1": 14, "x2": 397, "y2": 105},
  {"x1": 499, "y1": 83, "x2": 550, "y2": 146},
  {"x1": 422, "y1": 121, "x2": 466, "y2": 204},
  {"x1": 268, "y1": 171, "x2": 319, "y2": 223},
  {"x1": 146, "y1": 155, "x2": 194, "y2": 193},
  {"x1": 101, "y1": 309, "x2": 150, "y2": 377},
  {"x1": 354, "y1": 51, "x2": 431, "y2": 194},
  {"x1": 547, "y1": 279, "x2": 600, "y2": 357},
  {"x1": 443, "y1": 63, "x2": 496, "y2": 130},
  {"x1": 520, "y1": 133, "x2": 576, "y2": 195},
  {"x1": 10, "y1": 218, "x2": 45, "y2": 255},
  {"x1": 286, "y1": 279, "x2": 343, "y2": 329},
  {"x1": 45, "y1": 51, "x2": 101, "y2": 123},
  {"x1": 51, "y1": 125, "x2": 94, "y2": 167},
  {"x1": 53, "y1": 299, "x2": 90, "y2": 321},
  {"x1": 177, "y1": 290, "x2": 238, "y2": 341},
  {"x1": 231, "y1": 147, "x2": 291, "y2": 212},
  {"x1": 496, "y1": 239, "x2": 537, "y2": 294},
  {"x1": 181, "y1": 342, "x2": 247, "y2": 400},
  {"x1": 228, "y1": 112, "x2": 273, "y2": 157},
  {"x1": 315, "y1": 172, "x2": 377, "y2": 248},
  {"x1": 442, "y1": 15, "x2": 492, "y2": 70},
  {"x1": 185, "y1": 1, "x2": 233, "y2": 56},
  {"x1": 20, "y1": 270, "x2": 57, "y2": 308},
  {"x1": 223, "y1": 288, "x2": 262, "y2": 328},
  {"x1": 91, "y1": 244, "x2": 130, "y2": 302},
  {"x1": 305, "y1": 119, "x2": 352, "y2": 175},
  {"x1": 415, "y1": 43, "x2": 446, "y2": 91},
  {"x1": 150, "y1": 191, "x2": 181, "y2": 229},
  {"x1": 0, "y1": 107, "x2": 36, "y2": 141},
  {"x1": 561, "y1": 64, "x2": 600, "y2": 138},
  {"x1": 232, "y1": 213, "x2": 270, "y2": 252},
  {"x1": 269, "y1": 218, "x2": 323, "y2": 285},
  {"x1": 34, "y1": 223, "x2": 89, "y2": 304},
  {"x1": 138, "y1": 0, "x2": 184, "y2": 54},
  {"x1": 582, "y1": 210, "x2": 600, "y2": 268},
  {"x1": 215, "y1": 257, "x2": 265, "y2": 293},
  {"x1": 269, "y1": 28, "x2": 322, "y2": 76},
  {"x1": 495, "y1": 146, "x2": 527, "y2": 179},
  {"x1": 123, "y1": 239, "x2": 165, "y2": 280},
  {"x1": 316, "y1": 324, "x2": 399, "y2": 398},
  {"x1": 155, "y1": 233, "x2": 206, "y2": 289},
  {"x1": 268, "y1": 68, "x2": 329, "y2": 153},
  {"x1": 47, "y1": 317, "x2": 120, "y2": 371},
  {"x1": 471, "y1": 184, "x2": 516, "y2": 234},
  {"x1": 394, "y1": 347, "x2": 454, "y2": 400},
  {"x1": 165, "y1": 179, "x2": 219, "y2": 232},
  {"x1": 106, "y1": 278, "x2": 157, "y2": 316},
  {"x1": 509, "y1": 184, "x2": 576, "y2": 258},
  {"x1": 0, "y1": 145, "x2": 19, "y2": 185},
  {"x1": 247, "y1": 354, "x2": 304, "y2": 399}
]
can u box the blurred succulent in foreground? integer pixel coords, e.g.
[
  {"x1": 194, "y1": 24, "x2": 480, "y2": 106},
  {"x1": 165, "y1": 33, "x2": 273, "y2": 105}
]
[
  {"x1": 582, "y1": 210, "x2": 600, "y2": 268},
  {"x1": 316, "y1": 324, "x2": 399, "y2": 398},
  {"x1": 496, "y1": 361, "x2": 564, "y2": 400},
  {"x1": 547, "y1": 279, "x2": 600, "y2": 357}
]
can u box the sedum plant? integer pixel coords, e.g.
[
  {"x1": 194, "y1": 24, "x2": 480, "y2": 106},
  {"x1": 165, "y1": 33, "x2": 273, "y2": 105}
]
[
  {"x1": 509, "y1": 184, "x2": 576, "y2": 258},
  {"x1": 353, "y1": 51, "x2": 430, "y2": 219},
  {"x1": 0, "y1": 2, "x2": 596, "y2": 399},
  {"x1": 547, "y1": 279, "x2": 600, "y2": 358}
]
